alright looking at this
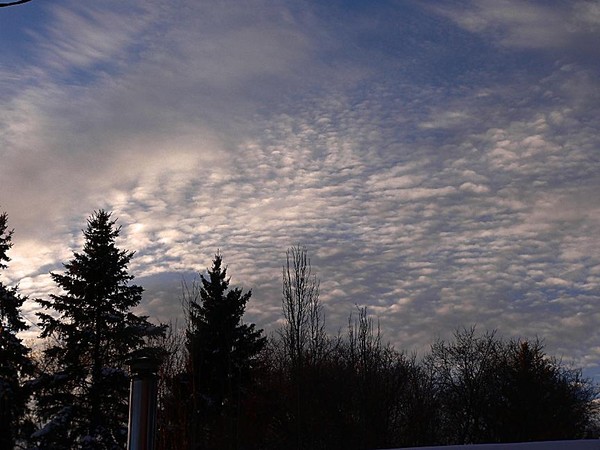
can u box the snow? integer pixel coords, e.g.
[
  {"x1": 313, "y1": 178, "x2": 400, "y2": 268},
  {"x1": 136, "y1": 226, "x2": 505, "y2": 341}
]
[
  {"x1": 101, "y1": 366, "x2": 125, "y2": 377},
  {"x1": 31, "y1": 406, "x2": 72, "y2": 439},
  {"x1": 385, "y1": 440, "x2": 600, "y2": 450}
]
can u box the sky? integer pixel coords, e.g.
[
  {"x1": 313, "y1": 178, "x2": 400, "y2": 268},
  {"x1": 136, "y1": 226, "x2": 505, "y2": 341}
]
[{"x1": 1, "y1": 0, "x2": 600, "y2": 377}]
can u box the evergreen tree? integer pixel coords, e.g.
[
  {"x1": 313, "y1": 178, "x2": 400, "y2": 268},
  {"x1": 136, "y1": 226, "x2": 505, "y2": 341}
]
[
  {"x1": 34, "y1": 210, "x2": 164, "y2": 449},
  {"x1": 494, "y1": 339, "x2": 598, "y2": 442},
  {"x1": 0, "y1": 211, "x2": 34, "y2": 449},
  {"x1": 186, "y1": 253, "x2": 266, "y2": 449}
]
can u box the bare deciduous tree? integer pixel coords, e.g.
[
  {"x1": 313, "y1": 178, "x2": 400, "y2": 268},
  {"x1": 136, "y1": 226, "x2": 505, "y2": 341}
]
[
  {"x1": 281, "y1": 245, "x2": 325, "y2": 366},
  {"x1": 425, "y1": 326, "x2": 502, "y2": 445}
]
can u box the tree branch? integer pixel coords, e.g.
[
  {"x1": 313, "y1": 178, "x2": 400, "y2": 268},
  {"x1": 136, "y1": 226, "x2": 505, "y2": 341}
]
[{"x1": 0, "y1": 0, "x2": 33, "y2": 7}]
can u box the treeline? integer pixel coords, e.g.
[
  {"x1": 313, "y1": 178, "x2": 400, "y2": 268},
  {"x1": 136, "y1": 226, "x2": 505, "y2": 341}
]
[
  {"x1": 157, "y1": 249, "x2": 599, "y2": 449},
  {"x1": 0, "y1": 209, "x2": 598, "y2": 450}
]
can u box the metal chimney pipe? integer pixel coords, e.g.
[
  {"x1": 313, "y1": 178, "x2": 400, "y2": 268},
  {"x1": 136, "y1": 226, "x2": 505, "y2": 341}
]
[{"x1": 127, "y1": 349, "x2": 162, "y2": 450}]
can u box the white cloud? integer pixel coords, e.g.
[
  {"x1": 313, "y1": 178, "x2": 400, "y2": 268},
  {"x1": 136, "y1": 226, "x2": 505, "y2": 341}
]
[
  {"x1": 430, "y1": 0, "x2": 600, "y2": 51},
  {"x1": 1, "y1": 0, "x2": 599, "y2": 376}
]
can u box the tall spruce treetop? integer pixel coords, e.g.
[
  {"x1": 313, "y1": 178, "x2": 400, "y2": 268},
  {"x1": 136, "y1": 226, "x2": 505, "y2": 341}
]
[
  {"x1": 0, "y1": 211, "x2": 34, "y2": 449},
  {"x1": 187, "y1": 253, "x2": 266, "y2": 415},
  {"x1": 35, "y1": 210, "x2": 163, "y2": 450}
]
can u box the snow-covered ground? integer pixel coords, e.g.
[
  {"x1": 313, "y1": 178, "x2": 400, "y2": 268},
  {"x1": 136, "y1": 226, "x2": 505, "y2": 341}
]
[{"x1": 386, "y1": 440, "x2": 600, "y2": 450}]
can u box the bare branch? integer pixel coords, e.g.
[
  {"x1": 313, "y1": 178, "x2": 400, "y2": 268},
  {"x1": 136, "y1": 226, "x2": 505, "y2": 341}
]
[
  {"x1": 0, "y1": 0, "x2": 32, "y2": 7},
  {"x1": 281, "y1": 245, "x2": 325, "y2": 366}
]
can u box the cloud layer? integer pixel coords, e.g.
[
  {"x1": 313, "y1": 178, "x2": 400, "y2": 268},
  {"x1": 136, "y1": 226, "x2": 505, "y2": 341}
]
[{"x1": 1, "y1": 0, "x2": 599, "y2": 375}]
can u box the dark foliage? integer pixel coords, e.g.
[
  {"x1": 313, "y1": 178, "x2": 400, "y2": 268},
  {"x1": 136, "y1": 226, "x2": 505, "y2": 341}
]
[
  {"x1": 153, "y1": 246, "x2": 599, "y2": 449},
  {"x1": 254, "y1": 306, "x2": 436, "y2": 450},
  {"x1": 0, "y1": 211, "x2": 34, "y2": 449},
  {"x1": 34, "y1": 210, "x2": 164, "y2": 449},
  {"x1": 493, "y1": 339, "x2": 598, "y2": 442},
  {"x1": 184, "y1": 253, "x2": 266, "y2": 450},
  {"x1": 426, "y1": 327, "x2": 504, "y2": 444},
  {"x1": 425, "y1": 327, "x2": 599, "y2": 445},
  {"x1": 0, "y1": 217, "x2": 591, "y2": 449},
  {"x1": 153, "y1": 323, "x2": 189, "y2": 450}
]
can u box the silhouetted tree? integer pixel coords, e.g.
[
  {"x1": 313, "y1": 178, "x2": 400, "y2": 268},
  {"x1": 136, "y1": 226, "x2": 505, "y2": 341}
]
[
  {"x1": 346, "y1": 306, "x2": 389, "y2": 448},
  {"x1": 34, "y1": 210, "x2": 164, "y2": 449},
  {"x1": 261, "y1": 304, "x2": 435, "y2": 450},
  {"x1": 388, "y1": 357, "x2": 438, "y2": 448},
  {"x1": 281, "y1": 245, "x2": 325, "y2": 367},
  {"x1": 186, "y1": 253, "x2": 266, "y2": 450},
  {"x1": 279, "y1": 245, "x2": 328, "y2": 449},
  {"x1": 425, "y1": 327, "x2": 503, "y2": 445},
  {"x1": 343, "y1": 306, "x2": 435, "y2": 449},
  {"x1": 0, "y1": 211, "x2": 34, "y2": 449},
  {"x1": 493, "y1": 338, "x2": 598, "y2": 442},
  {"x1": 425, "y1": 327, "x2": 599, "y2": 445},
  {"x1": 153, "y1": 322, "x2": 189, "y2": 450},
  {"x1": 229, "y1": 305, "x2": 598, "y2": 449}
]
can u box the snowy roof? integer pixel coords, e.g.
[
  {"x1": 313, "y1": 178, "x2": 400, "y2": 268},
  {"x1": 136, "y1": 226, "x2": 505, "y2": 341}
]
[{"x1": 385, "y1": 440, "x2": 600, "y2": 450}]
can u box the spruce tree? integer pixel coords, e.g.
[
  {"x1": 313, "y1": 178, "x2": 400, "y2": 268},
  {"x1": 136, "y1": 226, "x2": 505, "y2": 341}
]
[
  {"x1": 0, "y1": 211, "x2": 34, "y2": 449},
  {"x1": 186, "y1": 253, "x2": 266, "y2": 449},
  {"x1": 34, "y1": 210, "x2": 164, "y2": 449}
]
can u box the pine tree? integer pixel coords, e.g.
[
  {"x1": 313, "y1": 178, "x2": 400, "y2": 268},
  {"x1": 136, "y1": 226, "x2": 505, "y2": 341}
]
[
  {"x1": 494, "y1": 339, "x2": 598, "y2": 442},
  {"x1": 0, "y1": 211, "x2": 34, "y2": 449},
  {"x1": 34, "y1": 210, "x2": 164, "y2": 449},
  {"x1": 186, "y1": 253, "x2": 266, "y2": 449}
]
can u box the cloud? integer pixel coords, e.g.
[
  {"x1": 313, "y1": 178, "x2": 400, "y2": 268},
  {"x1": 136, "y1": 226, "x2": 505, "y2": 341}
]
[
  {"x1": 2, "y1": 0, "x2": 600, "y2": 376},
  {"x1": 430, "y1": 0, "x2": 600, "y2": 54},
  {"x1": 33, "y1": 2, "x2": 153, "y2": 73}
]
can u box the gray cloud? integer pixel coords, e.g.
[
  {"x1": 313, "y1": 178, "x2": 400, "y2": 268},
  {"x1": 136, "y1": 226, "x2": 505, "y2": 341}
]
[
  {"x1": 2, "y1": 0, "x2": 600, "y2": 376},
  {"x1": 430, "y1": 0, "x2": 600, "y2": 53}
]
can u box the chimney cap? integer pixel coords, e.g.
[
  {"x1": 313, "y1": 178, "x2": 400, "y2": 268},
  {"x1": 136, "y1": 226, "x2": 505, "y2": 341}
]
[{"x1": 126, "y1": 347, "x2": 166, "y2": 376}]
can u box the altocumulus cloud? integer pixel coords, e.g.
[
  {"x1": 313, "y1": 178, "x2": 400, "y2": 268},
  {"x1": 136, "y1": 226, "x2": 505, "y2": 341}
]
[{"x1": 1, "y1": 0, "x2": 600, "y2": 376}]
